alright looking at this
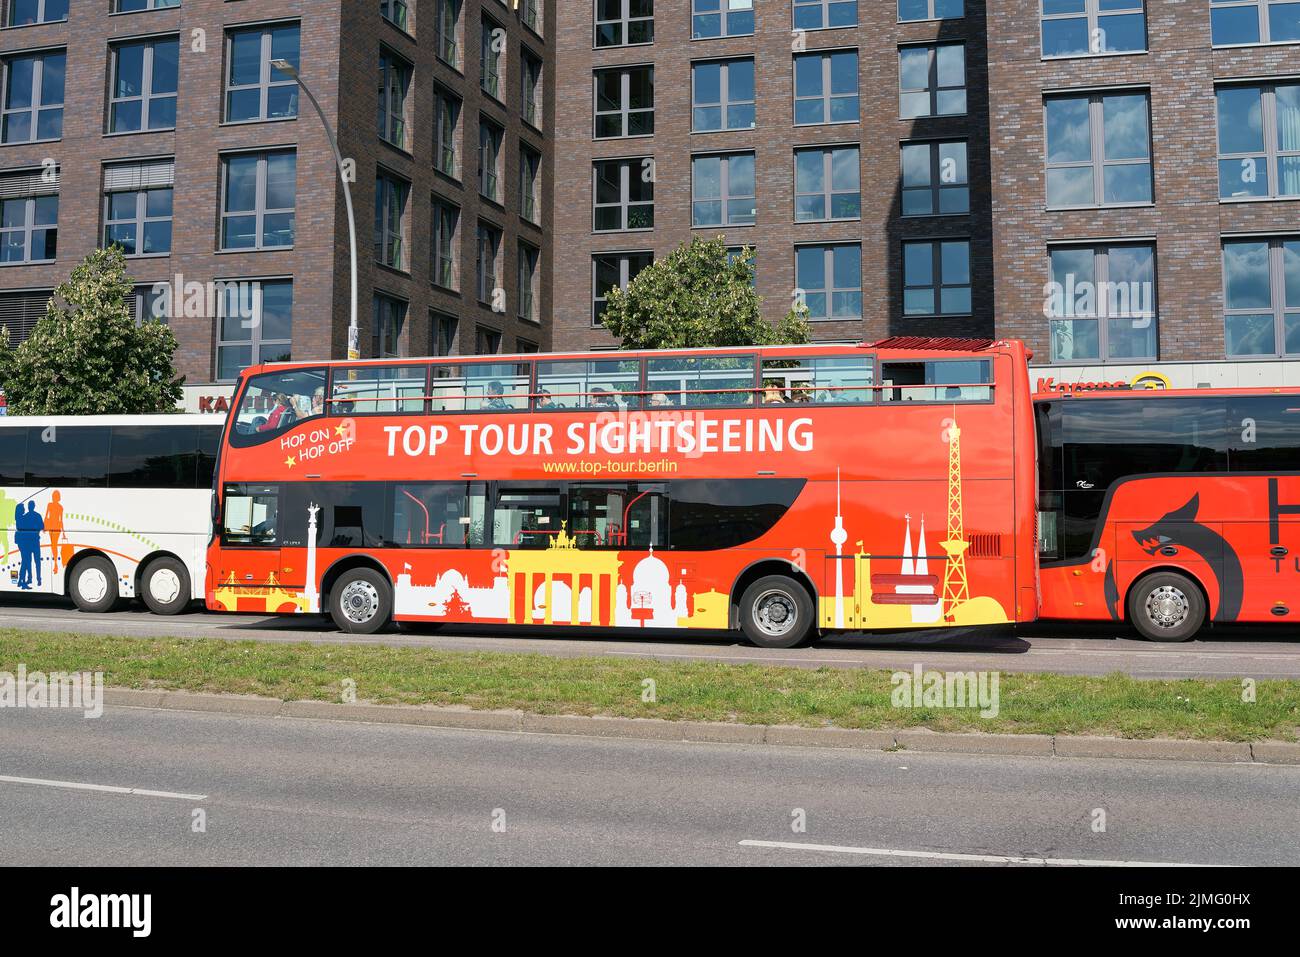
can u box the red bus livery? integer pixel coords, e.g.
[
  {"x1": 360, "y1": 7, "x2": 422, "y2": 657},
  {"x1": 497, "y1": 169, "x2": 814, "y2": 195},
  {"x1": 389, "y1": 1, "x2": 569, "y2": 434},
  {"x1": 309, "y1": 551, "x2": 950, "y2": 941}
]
[
  {"x1": 206, "y1": 339, "x2": 1038, "y2": 647},
  {"x1": 1037, "y1": 387, "x2": 1300, "y2": 641}
]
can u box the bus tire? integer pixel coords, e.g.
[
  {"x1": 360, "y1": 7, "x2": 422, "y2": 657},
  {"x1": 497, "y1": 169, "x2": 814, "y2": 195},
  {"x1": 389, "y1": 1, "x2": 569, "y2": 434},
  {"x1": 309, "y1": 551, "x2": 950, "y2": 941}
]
[
  {"x1": 69, "y1": 556, "x2": 120, "y2": 614},
  {"x1": 329, "y1": 568, "x2": 393, "y2": 635},
  {"x1": 738, "y1": 575, "x2": 815, "y2": 649},
  {"x1": 1127, "y1": 571, "x2": 1205, "y2": 643},
  {"x1": 140, "y1": 557, "x2": 191, "y2": 616}
]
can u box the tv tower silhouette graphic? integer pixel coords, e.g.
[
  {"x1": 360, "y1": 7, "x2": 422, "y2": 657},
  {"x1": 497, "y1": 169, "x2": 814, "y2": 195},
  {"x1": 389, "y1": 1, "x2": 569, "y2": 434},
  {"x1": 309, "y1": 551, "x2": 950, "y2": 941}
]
[
  {"x1": 940, "y1": 417, "x2": 969, "y2": 621},
  {"x1": 830, "y1": 468, "x2": 847, "y2": 628}
]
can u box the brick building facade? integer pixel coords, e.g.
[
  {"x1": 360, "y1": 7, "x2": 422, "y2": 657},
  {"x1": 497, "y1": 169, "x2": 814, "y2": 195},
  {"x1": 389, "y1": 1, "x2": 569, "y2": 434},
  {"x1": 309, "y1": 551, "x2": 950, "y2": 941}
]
[{"x1": 0, "y1": 0, "x2": 552, "y2": 392}]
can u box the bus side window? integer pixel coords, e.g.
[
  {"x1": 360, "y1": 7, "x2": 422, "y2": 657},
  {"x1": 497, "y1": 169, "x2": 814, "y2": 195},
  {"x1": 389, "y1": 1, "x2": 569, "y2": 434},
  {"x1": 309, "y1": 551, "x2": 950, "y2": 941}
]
[{"x1": 222, "y1": 485, "x2": 279, "y2": 546}]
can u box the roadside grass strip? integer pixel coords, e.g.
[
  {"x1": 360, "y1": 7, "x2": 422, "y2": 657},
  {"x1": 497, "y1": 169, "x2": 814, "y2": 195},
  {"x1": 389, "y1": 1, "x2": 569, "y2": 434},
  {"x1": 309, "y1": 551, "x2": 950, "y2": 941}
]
[{"x1": 1, "y1": 629, "x2": 1297, "y2": 742}]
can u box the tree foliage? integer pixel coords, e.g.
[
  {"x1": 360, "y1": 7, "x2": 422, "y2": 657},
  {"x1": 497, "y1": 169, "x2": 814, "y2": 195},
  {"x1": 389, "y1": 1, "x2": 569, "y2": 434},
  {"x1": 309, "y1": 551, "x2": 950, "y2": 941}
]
[
  {"x1": 600, "y1": 237, "x2": 811, "y2": 350},
  {"x1": 0, "y1": 247, "x2": 183, "y2": 415}
]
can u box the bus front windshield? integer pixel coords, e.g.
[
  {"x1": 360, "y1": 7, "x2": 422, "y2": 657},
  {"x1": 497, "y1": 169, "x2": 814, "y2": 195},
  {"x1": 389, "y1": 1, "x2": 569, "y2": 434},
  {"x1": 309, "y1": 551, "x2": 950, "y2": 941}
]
[{"x1": 231, "y1": 368, "x2": 327, "y2": 445}]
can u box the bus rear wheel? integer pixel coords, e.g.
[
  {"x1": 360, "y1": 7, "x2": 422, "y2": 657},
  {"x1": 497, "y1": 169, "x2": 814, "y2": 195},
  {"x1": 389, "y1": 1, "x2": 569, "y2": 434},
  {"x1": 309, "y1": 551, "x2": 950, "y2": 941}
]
[
  {"x1": 329, "y1": 568, "x2": 393, "y2": 635},
  {"x1": 69, "y1": 556, "x2": 119, "y2": 614},
  {"x1": 141, "y1": 557, "x2": 191, "y2": 616},
  {"x1": 738, "y1": 575, "x2": 815, "y2": 649},
  {"x1": 1128, "y1": 571, "x2": 1205, "y2": 642}
]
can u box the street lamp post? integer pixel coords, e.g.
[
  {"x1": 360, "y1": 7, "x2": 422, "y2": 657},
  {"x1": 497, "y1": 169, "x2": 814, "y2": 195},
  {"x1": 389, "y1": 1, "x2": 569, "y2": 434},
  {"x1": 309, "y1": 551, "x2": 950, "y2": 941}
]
[{"x1": 271, "y1": 59, "x2": 359, "y2": 361}]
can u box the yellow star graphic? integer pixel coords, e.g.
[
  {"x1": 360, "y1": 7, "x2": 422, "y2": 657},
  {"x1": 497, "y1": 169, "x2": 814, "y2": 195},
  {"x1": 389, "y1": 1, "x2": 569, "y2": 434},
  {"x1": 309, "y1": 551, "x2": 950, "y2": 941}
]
[
  {"x1": 284, "y1": 455, "x2": 296, "y2": 469},
  {"x1": 335, "y1": 423, "x2": 348, "y2": 438}
]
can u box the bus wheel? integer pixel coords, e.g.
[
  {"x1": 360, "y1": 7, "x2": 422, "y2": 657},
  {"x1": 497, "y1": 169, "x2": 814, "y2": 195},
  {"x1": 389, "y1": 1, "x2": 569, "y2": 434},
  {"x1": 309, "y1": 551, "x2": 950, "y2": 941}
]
[
  {"x1": 738, "y1": 576, "x2": 814, "y2": 649},
  {"x1": 141, "y1": 557, "x2": 191, "y2": 616},
  {"x1": 1127, "y1": 571, "x2": 1205, "y2": 642},
  {"x1": 329, "y1": 568, "x2": 393, "y2": 635},
  {"x1": 69, "y1": 556, "x2": 120, "y2": 614}
]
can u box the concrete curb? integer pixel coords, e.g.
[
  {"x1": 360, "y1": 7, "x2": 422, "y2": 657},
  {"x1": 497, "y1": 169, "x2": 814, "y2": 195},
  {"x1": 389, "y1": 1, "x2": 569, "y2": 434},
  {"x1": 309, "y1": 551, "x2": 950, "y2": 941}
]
[{"x1": 100, "y1": 688, "x2": 1300, "y2": 765}]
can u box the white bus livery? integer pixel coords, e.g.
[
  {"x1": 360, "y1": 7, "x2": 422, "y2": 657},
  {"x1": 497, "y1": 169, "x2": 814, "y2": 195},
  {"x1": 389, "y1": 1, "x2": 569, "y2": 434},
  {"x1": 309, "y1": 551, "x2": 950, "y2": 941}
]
[{"x1": 0, "y1": 415, "x2": 221, "y2": 615}]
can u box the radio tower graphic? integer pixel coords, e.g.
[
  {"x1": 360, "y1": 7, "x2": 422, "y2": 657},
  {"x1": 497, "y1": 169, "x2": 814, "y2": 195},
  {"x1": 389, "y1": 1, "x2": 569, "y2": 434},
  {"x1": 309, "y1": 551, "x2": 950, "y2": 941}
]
[
  {"x1": 940, "y1": 418, "x2": 970, "y2": 622},
  {"x1": 830, "y1": 468, "x2": 847, "y2": 628}
]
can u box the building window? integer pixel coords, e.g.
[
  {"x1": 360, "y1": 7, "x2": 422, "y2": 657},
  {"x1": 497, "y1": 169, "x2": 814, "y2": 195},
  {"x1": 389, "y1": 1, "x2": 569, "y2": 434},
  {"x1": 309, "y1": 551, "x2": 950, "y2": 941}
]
[
  {"x1": 1045, "y1": 92, "x2": 1152, "y2": 208},
  {"x1": 216, "y1": 280, "x2": 293, "y2": 381},
  {"x1": 378, "y1": 49, "x2": 412, "y2": 150},
  {"x1": 1, "y1": 50, "x2": 64, "y2": 143},
  {"x1": 129, "y1": 284, "x2": 170, "y2": 325},
  {"x1": 225, "y1": 23, "x2": 300, "y2": 123},
  {"x1": 518, "y1": 241, "x2": 539, "y2": 322},
  {"x1": 903, "y1": 240, "x2": 971, "y2": 316},
  {"x1": 432, "y1": 196, "x2": 459, "y2": 290},
  {"x1": 1211, "y1": 0, "x2": 1300, "y2": 46},
  {"x1": 435, "y1": 85, "x2": 462, "y2": 178},
  {"x1": 1216, "y1": 83, "x2": 1300, "y2": 201},
  {"x1": 1223, "y1": 238, "x2": 1300, "y2": 357},
  {"x1": 898, "y1": 0, "x2": 963, "y2": 21},
  {"x1": 381, "y1": 0, "x2": 410, "y2": 31},
  {"x1": 477, "y1": 221, "x2": 502, "y2": 304},
  {"x1": 481, "y1": 17, "x2": 503, "y2": 100},
  {"x1": 479, "y1": 118, "x2": 502, "y2": 202},
  {"x1": 1047, "y1": 244, "x2": 1157, "y2": 361},
  {"x1": 593, "y1": 252, "x2": 652, "y2": 325},
  {"x1": 727, "y1": 245, "x2": 756, "y2": 286},
  {"x1": 108, "y1": 37, "x2": 179, "y2": 134},
  {"x1": 1041, "y1": 0, "x2": 1147, "y2": 57},
  {"x1": 796, "y1": 244, "x2": 862, "y2": 319},
  {"x1": 899, "y1": 44, "x2": 965, "y2": 118},
  {"x1": 795, "y1": 146, "x2": 861, "y2": 221},
  {"x1": 373, "y1": 293, "x2": 407, "y2": 358},
  {"x1": 521, "y1": 146, "x2": 541, "y2": 223},
  {"x1": 433, "y1": 311, "x2": 458, "y2": 356},
  {"x1": 114, "y1": 0, "x2": 179, "y2": 10},
  {"x1": 596, "y1": 0, "x2": 654, "y2": 46},
  {"x1": 794, "y1": 51, "x2": 859, "y2": 125},
  {"x1": 521, "y1": 49, "x2": 542, "y2": 128},
  {"x1": 795, "y1": 0, "x2": 858, "y2": 29},
  {"x1": 0, "y1": 168, "x2": 57, "y2": 264},
  {"x1": 437, "y1": 0, "x2": 462, "y2": 67},
  {"x1": 692, "y1": 58, "x2": 755, "y2": 132},
  {"x1": 7, "y1": 1, "x2": 68, "y2": 26},
  {"x1": 220, "y1": 151, "x2": 296, "y2": 251},
  {"x1": 692, "y1": 0, "x2": 754, "y2": 38},
  {"x1": 103, "y1": 160, "x2": 174, "y2": 257},
  {"x1": 594, "y1": 66, "x2": 654, "y2": 138},
  {"x1": 901, "y1": 140, "x2": 969, "y2": 215},
  {"x1": 594, "y1": 159, "x2": 654, "y2": 231},
  {"x1": 375, "y1": 171, "x2": 409, "y2": 270},
  {"x1": 0, "y1": 290, "x2": 51, "y2": 347},
  {"x1": 476, "y1": 325, "x2": 502, "y2": 354},
  {"x1": 520, "y1": 0, "x2": 542, "y2": 35},
  {"x1": 692, "y1": 152, "x2": 755, "y2": 227}
]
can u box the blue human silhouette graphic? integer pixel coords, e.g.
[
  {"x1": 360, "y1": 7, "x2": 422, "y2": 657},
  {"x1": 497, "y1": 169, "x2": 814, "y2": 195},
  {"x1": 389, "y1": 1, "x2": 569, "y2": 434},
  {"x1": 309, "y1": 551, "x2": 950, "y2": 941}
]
[{"x1": 16, "y1": 501, "x2": 45, "y2": 590}]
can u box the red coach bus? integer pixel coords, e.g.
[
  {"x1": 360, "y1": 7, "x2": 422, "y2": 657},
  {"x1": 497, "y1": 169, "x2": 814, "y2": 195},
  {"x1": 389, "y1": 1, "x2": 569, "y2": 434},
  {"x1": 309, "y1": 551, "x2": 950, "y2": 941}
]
[
  {"x1": 205, "y1": 338, "x2": 1039, "y2": 647},
  {"x1": 1036, "y1": 387, "x2": 1300, "y2": 641}
]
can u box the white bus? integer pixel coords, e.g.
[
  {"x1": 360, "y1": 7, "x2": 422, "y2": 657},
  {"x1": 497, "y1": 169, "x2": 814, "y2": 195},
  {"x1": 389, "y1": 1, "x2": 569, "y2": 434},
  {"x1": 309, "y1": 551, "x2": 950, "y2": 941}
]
[{"x1": 0, "y1": 415, "x2": 221, "y2": 615}]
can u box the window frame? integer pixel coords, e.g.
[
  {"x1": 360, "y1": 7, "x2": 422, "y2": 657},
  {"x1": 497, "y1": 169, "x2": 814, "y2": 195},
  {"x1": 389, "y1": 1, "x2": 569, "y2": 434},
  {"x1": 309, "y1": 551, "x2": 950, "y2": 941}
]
[
  {"x1": 434, "y1": 85, "x2": 463, "y2": 179},
  {"x1": 1210, "y1": 0, "x2": 1300, "y2": 47},
  {"x1": 1040, "y1": 0, "x2": 1149, "y2": 59},
  {"x1": 1046, "y1": 242, "x2": 1159, "y2": 363},
  {"x1": 691, "y1": 151, "x2": 756, "y2": 228},
  {"x1": 593, "y1": 157, "x2": 655, "y2": 232},
  {"x1": 1221, "y1": 236, "x2": 1300, "y2": 358},
  {"x1": 902, "y1": 238, "x2": 973, "y2": 317},
  {"x1": 794, "y1": 144, "x2": 861, "y2": 223},
  {"x1": 374, "y1": 169, "x2": 411, "y2": 270},
  {"x1": 897, "y1": 0, "x2": 963, "y2": 22},
  {"x1": 6, "y1": 0, "x2": 68, "y2": 26},
  {"x1": 0, "y1": 49, "x2": 65, "y2": 144},
  {"x1": 476, "y1": 220, "x2": 502, "y2": 305},
  {"x1": 691, "y1": 57, "x2": 756, "y2": 132},
  {"x1": 595, "y1": 0, "x2": 655, "y2": 48},
  {"x1": 219, "y1": 149, "x2": 297, "y2": 252},
  {"x1": 793, "y1": 49, "x2": 860, "y2": 126},
  {"x1": 108, "y1": 35, "x2": 179, "y2": 135},
  {"x1": 431, "y1": 195, "x2": 460, "y2": 291},
  {"x1": 900, "y1": 139, "x2": 970, "y2": 217},
  {"x1": 593, "y1": 65, "x2": 655, "y2": 139},
  {"x1": 478, "y1": 117, "x2": 503, "y2": 203},
  {"x1": 103, "y1": 181, "x2": 173, "y2": 258},
  {"x1": 1044, "y1": 90, "x2": 1153, "y2": 210},
  {"x1": 214, "y1": 278, "x2": 295, "y2": 382},
  {"x1": 794, "y1": 243, "x2": 863, "y2": 321},
  {"x1": 0, "y1": 189, "x2": 58, "y2": 265},
  {"x1": 592, "y1": 251, "x2": 652, "y2": 326},
  {"x1": 691, "y1": 0, "x2": 754, "y2": 39},
  {"x1": 223, "y1": 22, "x2": 300, "y2": 124},
  {"x1": 898, "y1": 42, "x2": 966, "y2": 119},
  {"x1": 378, "y1": 47, "x2": 413, "y2": 150},
  {"x1": 1215, "y1": 82, "x2": 1300, "y2": 202}
]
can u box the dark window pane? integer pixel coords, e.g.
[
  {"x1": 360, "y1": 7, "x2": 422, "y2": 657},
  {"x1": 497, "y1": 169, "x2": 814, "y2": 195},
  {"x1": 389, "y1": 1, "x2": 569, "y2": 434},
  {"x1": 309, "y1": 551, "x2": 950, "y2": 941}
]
[
  {"x1": 669, "y1": 479, "x2": 805, "y2": 550},
  {"x1": 24, "y1": 426, "x2": 110, "y2": 487},
  {"x1": 108, "y1": 425, "x2": 200, "y2": 488}
]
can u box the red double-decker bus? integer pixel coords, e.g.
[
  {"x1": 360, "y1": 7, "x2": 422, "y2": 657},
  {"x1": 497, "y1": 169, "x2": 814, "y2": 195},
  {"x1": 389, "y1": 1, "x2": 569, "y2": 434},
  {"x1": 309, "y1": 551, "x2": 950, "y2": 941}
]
[
  {"x1": 1036, "y1": 386, "x2": 1300, "y2": 641},
  {"x1": 205, "y1": 338, "x2": 1039, "y2": 647}
]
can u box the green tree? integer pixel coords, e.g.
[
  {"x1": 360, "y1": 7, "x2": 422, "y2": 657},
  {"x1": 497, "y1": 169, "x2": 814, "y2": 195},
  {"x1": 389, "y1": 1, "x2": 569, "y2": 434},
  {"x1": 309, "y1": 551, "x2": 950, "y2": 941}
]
[
  {"x1": 0, "y1": 247, "x2": 183, "y2": 415},
  {"x1": 600, "y1": 237, "x2": 810, "y2": 350}
]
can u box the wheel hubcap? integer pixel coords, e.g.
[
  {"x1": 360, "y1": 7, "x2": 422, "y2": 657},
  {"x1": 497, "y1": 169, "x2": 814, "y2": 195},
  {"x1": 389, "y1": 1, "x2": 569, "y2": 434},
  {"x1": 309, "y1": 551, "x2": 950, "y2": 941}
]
[
  {"x1": 1145, "y1": 585, "x2": 1189, "y2": 630},
  {"x1": 340, "y1": 580, "x2": 380, "y2": 624},
  {"x1": 80, "y1": 568, "x2": 108, "y2": 604},
  {"x1": 150, "y1": 569, "x2": 181, "y2": 604},
  {"x1": 754, "y1": 590, "x2": 797, "y2": 638}
]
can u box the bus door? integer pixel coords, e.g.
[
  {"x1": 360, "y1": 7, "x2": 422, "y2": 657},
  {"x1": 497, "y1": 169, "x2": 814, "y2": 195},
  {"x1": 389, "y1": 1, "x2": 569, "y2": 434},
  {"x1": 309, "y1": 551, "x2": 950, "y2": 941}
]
[
  {"x1": 1226, "y1": 476, "x2": 1300, "y2": 622},
  {"x1": 217, "y1": 484, "x2": 285, "y2": 609}
]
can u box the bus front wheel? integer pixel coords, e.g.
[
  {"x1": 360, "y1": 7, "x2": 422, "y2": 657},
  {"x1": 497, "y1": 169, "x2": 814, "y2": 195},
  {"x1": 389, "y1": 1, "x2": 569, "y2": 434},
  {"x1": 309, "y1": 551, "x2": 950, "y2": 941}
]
[
  {"x1": 1127, "y1": 571, "x2": 1206, "y2": 643},
  {"x1": 328, "y1": 568, "x2": 393, "y2": 635},
  {"x1": 69, "y1": 556, "x2": 120, "y2": 614},
  {"x1": 738, "y1": 576, "x2": 815, "y2": 649}
]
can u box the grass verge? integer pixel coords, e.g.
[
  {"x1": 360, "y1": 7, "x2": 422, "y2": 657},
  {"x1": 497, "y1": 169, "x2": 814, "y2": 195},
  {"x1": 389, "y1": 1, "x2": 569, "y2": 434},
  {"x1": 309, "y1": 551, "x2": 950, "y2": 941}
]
[{"x1": 1, "y1": 628, "x2": 1297, "y2": 742}]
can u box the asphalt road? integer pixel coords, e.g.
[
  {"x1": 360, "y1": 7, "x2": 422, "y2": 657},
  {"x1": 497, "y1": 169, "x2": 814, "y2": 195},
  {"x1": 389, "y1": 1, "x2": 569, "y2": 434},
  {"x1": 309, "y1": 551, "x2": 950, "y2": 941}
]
[
  {"x1": 4, "y1": 593, "x2": 1300, "y2": 679},
  {"x1": 0, "y1": 704, "x2": 1296, "y2": 866}
]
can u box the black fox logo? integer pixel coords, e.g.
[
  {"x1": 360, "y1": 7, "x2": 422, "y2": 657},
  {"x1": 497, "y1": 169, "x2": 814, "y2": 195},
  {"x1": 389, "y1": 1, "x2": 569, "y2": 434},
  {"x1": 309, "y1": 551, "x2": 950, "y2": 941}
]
[{"x1": 1124, "y1": 494, "x2": 1243, "y2": 622}]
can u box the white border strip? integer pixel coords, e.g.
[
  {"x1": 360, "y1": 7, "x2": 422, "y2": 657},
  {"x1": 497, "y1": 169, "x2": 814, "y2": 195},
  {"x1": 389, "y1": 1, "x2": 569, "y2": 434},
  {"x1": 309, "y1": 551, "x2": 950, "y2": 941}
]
[
  {"x1": 0, "y1": 774, "x2": 207, "y2": 802},
  {"x1": 739, "y1": 839, "x2": 1224, "y2": 867}
]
